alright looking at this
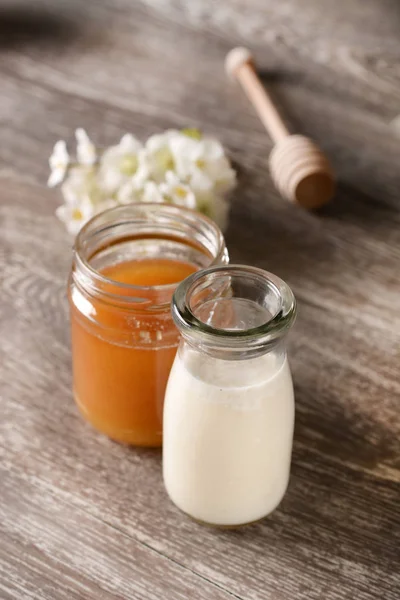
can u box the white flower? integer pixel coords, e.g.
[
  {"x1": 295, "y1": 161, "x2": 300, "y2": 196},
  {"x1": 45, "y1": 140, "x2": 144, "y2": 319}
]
[
  {"x1": 56, "y1": 196, "x2": 94, "y2": 236},
  {"x1": 171, "y1": 135, "x2": 236, "y2": 195},
  {"x1": 209, "y1": 195, "x2": 230, "y2": 232},
  {"x1": 51, "y1": 127, "x2": 236, "y2": 235},
  {"x1": 94, "y1": 198, "x2": 119, "y2": 215},
  {"x1": 159, "y1": 171, "x2": 196, "y2": 209},
  {"x1": 117, "y1": 179, "x2": 144, "y2": 204},
  {"x1": 142, "y1": 181, "x2": 165, "y2": 203},
  {"x1": 61, "y1": 166, "x2": 103, "y2": 207},
  {"x1": 196, "y1": 190, "x2": 230, "y2": 232},
  {"x1": 76, "y1": 128, "x2": 97, "y2": 166},
  {"x1": 48, "y1": 140, "x2": 69, "y2": 187},
  {"x1": 98, "y1": 134, "x2": 145, "y2": 194},
  {"x1": 144, "y1": 130, "x2": 180, "y2": 182}
]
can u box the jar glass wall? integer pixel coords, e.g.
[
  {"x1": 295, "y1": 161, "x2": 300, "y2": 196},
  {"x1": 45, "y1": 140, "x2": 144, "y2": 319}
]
[
  {"x1": 69, "y1": 204, "x2": 228, "y2": 447},
  {"x1": 163, "y1": 265, "x2": 296, "y2": 526}
]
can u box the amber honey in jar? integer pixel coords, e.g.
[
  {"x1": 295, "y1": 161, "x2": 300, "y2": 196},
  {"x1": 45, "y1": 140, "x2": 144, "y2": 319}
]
[{"x1": 68, "y1": 204, "x2": 228, "y2": 446}]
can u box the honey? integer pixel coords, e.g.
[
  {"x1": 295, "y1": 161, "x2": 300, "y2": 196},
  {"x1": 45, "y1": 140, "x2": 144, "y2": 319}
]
[
  {"x1": 68, "y1": 204, "x2": 228, "y2": 446},
  {"x1": 71, "y1": 259, "x2": 196, "y2": 446}
]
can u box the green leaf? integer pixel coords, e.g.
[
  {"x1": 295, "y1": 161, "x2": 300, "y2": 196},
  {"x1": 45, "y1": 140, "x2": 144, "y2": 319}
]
[{"x1": 181, "y1": 128, "x2": 202, "y2": 140}]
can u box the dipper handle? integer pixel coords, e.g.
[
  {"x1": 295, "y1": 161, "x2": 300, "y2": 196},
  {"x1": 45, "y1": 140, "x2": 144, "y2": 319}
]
[{"x1": 225, "y1": 47, "x2": 289, "y2": 143}]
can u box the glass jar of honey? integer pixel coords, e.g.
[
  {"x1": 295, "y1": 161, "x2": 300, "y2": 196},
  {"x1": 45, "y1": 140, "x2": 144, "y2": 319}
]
[{"x1": 69, "y1": 204, "x2": 228, "y2": 446}]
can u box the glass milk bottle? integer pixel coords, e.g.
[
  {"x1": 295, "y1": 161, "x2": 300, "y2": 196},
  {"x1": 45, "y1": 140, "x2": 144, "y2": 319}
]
[{"x1": 163, "y1": 265, "x2": 297, "y2": 527}]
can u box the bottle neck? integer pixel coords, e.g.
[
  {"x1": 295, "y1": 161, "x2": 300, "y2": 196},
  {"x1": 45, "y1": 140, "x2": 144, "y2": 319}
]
[
  {"x1": 180, "y1": 335, "x2": 288, "y2": 361},
  {"x1": 172, "y1": 265, "x2": 296, "y2": 359}
]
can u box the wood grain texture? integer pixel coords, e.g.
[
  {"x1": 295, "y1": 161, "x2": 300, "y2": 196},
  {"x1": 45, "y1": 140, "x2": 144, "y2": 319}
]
[{"x1": 1, "y1": 1, "x2": 400, "y2": 599}]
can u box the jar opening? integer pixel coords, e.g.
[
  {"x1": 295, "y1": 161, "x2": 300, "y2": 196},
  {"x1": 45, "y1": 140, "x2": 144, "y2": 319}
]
[
  {"x1": 72, "y1": 204, "x2": 228, "y2": 309},
  {"x1": 172, "y1": 265, "x2": 296, "y2": 354}
]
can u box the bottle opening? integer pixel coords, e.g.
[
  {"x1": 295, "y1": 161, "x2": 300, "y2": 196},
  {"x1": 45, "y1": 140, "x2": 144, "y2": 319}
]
[
  {"x1": 172, "y1": 265, "x2": 296, "y2": 354},
  {"x1": 72, "y1": 204, "x2": 228, "y2": 308}
]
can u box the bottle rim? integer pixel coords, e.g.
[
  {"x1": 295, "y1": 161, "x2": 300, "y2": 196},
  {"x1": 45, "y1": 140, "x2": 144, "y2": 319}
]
[
  {"x1": 172, "y1": 264, "x2": 296, "y2": 351},
  {"x1": 72, "y1": 204, "x2": 228, "y2": 308}
]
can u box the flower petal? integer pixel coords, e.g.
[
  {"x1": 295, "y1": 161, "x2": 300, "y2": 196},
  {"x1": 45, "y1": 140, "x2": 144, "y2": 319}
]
[
  {"x1": 142, "y1": 181, "x2": 164, "y2": 203},
  {"x1": 75, "y1": 128, "x2": 97, "y2": 166},
  {"x1": 48, "y1": 140, "x2": 69, "y2": 186},
  {"x1": 48, "y1": 167, "x2": 65, "y2": 188},
  {"x1": 119, "y1": 133, "x2": 142, "y2": 152},
  {"x1": 49, "y1": 140, "x2": 69, "y2": 168},
  {"x1": 200, "y1": 138, "x2": 224, "y2": 160}
]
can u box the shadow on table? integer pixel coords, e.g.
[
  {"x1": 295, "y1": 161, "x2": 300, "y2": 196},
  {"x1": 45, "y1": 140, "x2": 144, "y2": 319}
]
[
  {"x1": 0, "y1": 4, "x2": 86, "y2": 50},
  {"x1": 317, "y1": 181, "x2": 400, "y2": 222}
]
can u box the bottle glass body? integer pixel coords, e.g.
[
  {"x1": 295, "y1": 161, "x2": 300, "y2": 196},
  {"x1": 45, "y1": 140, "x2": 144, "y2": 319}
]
[{"x1": 163, "y1": 265, "x2": 296, "y2": 525}]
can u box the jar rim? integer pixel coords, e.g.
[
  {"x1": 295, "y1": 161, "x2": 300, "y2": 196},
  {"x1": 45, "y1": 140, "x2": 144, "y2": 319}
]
[
  {"x1": 73, "y1": 204, "x2": 228, "y2": 303},
  {"x1": 172, "y1": 265, "x2": 296, "y2": 351}
]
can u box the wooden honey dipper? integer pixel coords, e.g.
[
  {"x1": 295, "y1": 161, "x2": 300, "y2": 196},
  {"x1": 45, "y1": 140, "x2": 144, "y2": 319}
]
[{"x1": 225, "y1": 47, "x2": 335, "y2": 209}]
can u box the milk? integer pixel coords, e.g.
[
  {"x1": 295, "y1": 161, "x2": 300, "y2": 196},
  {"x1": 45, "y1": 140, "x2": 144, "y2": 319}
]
[{"x1": 163, "y1": 347, "x2": 295, "y2": 526}]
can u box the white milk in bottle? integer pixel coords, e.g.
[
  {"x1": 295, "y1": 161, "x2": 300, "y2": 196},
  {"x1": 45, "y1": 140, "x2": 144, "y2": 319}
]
[{"x1": 163, "y1": 265, "x2": 297, "y2": 527}]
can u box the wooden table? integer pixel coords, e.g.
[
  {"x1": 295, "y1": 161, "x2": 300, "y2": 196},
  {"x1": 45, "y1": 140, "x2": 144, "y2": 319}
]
[{"x1": 1, "y1": 1, "x2": 399, "y2": 598}]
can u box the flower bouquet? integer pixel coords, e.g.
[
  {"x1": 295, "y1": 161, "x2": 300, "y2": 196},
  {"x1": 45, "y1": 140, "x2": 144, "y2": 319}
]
[{"x1": 48, "y1": 128, "x2": 237, "y2": 235}]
